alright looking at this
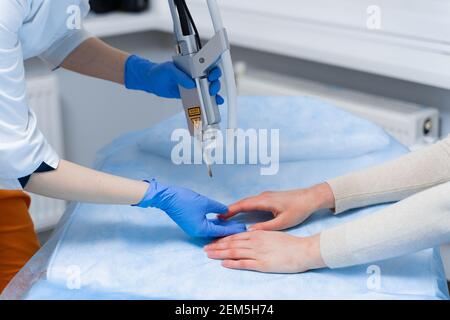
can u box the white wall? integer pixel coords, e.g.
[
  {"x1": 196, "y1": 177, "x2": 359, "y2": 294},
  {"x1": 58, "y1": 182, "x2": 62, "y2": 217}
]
[
  {"x1": 210, "y1": 0, "x2": 450, "y2": 41},
  {"x1": 152, "y1": 0, "x2": 450, "y2": 90}
]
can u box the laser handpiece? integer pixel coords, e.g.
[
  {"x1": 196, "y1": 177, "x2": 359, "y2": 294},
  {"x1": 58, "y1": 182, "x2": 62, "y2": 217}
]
[{"x1": 168, "y1": 0, "x2": 238, "y2": 177}]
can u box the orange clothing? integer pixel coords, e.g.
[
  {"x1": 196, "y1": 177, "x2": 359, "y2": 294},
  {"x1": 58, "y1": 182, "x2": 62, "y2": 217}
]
[{"x1": 0, "y1": 190, "x2": 40, "y2": 294}]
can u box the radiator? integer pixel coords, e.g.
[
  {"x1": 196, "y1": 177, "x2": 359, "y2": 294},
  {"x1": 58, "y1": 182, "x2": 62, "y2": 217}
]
[
  {"x1": 25, "y1": 74, "x2": 66, "y2": 233},
  {"x1": 235, "y1": 64, "x2": 440, "y2": 148}
]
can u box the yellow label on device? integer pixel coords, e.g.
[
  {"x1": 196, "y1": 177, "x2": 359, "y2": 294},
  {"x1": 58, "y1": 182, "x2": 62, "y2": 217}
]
[{"x1": 188, "y1": 107, "x2": 201, "y2": 118}]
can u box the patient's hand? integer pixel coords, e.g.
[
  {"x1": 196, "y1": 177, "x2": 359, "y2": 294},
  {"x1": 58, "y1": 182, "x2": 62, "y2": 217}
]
[
  {"x1": 204, "y1": 231, "x2": 325, "y2": 273},
  {"x1": 219, "y1": 183, "x2": 335, "y2": 231}
]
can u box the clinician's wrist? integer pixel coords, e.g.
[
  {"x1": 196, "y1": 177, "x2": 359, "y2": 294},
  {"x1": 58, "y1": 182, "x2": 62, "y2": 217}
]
[
  {"x1": 135, "y1": 179, "x2": 155, "y2": 208},
  {"x1": 131, "y1": 180, "x2": 152, "y2": 207},
  {"x1": 133, "y1": 178, "x2": 169, "y2": 209},
  {"x1": 124, "y1": 54, "x2": 154, "y2": 91}
]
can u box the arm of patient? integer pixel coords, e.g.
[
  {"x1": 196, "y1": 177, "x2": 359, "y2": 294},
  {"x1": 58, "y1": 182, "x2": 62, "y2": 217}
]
[
  {"x1": 222, "y1": 137, "x2": 450, "y2": 232},
  {"x1": 319, "y1": 135, "x2": 450, "y2": 268},
  {"x1": 320, "y1": 181, "x2": 450, "y2": 268},
  {"x1": 206, "y1": 180, "x2": 450, "y2": 272},
  {"x1": 217, "y1": 136, "x2": 450, "y2": 271},
  {"x1": 327, "y1": 136, "x2": 450, "y2": 214},
  {"x1": 206, "y1": 183, "x2": 450, "y2": 272}
]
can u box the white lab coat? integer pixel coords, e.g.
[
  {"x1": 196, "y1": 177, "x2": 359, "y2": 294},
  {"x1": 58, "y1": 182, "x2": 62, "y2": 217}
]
[{"x1": 0, "y1": 0, "x2": 91, "y2": 189}]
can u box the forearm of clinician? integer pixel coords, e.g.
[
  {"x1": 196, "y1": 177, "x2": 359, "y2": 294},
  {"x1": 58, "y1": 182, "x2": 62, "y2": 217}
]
[
  {"x1": 326, "y1": 136, "x2": 450, "y2": 214},
  {"x1": 60, "y1": 37, "x2": 129, "y2": 85},
  {"x1": 24, "y1": 160, "x2": 148, "y2": 205}
]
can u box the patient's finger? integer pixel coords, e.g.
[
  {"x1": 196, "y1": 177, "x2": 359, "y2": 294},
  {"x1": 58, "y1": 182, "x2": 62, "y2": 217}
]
[
  {"x1": 222, "y1": 259, "x2": 262, "y2": 272},
  {"x1": 204, "y1": 240, "x2": 253, "y2": 251},
  {"x1": 249, "y1": 216, "x2": 287, "y2": 232},
  {"x1": 213, "y1": 232, "x2": 252, "y2": 243},
  {"x1": 207, "y1": 248, "x2": 256, "y2": 260},
  {"x1": 219, "y1": 197, "x2": 271, "y2": 220}
]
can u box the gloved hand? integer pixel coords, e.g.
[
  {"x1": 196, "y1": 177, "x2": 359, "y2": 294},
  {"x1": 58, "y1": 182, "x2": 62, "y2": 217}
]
[
  {"x1": 135, "y1": 179, "x2": 247, "y2": 238},
  {"x1": 124, "y1": 55, "x2": 224, "y2": 104}
]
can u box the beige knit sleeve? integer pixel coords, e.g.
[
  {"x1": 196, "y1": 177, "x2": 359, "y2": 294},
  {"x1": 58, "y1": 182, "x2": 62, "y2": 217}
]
[
  {"x1": 327, "y1": 136, "x2": 450, "y2": 214},
  {"x1": 320, "y1": 182, "x2": 450, "y2": 268}
]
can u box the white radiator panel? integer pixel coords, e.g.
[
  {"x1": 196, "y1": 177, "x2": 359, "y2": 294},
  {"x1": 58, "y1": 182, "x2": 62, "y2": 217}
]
[
  {"x1": 26, "y1": 74, "x2": 66, "y2": 233},
  {"x1": 235, "y1": 67, "x2": 440, "y2": 148}
]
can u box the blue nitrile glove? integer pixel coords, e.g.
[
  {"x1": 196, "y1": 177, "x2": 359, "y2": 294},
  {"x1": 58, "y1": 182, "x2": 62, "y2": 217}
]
[
  {"x1": 135, "y1": 179, "x2": 247, "y2": 238},
  {"x1": 124, "y1": 55, "x2": 224, "y2": 104}
]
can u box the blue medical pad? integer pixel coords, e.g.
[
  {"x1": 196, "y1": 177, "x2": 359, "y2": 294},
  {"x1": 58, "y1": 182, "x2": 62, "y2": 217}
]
[
  {"x1": 6, "y1": 97, "x2": 448, "y2": 300},
  {"x1": 137, "y1": 96, "x2": 390, "y2": 162}
]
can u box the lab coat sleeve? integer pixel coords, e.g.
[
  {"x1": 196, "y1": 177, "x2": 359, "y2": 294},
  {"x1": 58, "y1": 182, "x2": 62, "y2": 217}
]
[
  {"x1": 320, "y1": 182, "x2": 450, "y2": 268},
  {"x1": 0, "y1": 5, "x2": 59, "y2": 190},
  {"x1": 39, "y1": 28, "x2": 92, "y2": 69},
  {"x1": 39, "y1": 0, "x2": 92, "y2": 69},
  {"x1": 326, "y1": 136, "x2": 450, "y2": 214}
]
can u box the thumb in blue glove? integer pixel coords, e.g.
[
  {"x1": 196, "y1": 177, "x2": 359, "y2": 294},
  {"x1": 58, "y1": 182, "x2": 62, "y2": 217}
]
[
  {"x1": 135, "y1": 179, "x2": 246, "y2": 238},
  {"x1": 124, "y1": 55, "x2": 224, "y2": 104}
]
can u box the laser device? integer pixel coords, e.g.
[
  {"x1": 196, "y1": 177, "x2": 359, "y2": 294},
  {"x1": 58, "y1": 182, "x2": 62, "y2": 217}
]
[{"x1": 168, "y1": 0, "x2": 238, "y2": 177}]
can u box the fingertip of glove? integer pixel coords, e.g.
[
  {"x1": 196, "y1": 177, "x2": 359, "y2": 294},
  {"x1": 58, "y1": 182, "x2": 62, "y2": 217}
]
[
  {"x1": 208, "y1": 67, "x2": 222, "y2": 81},
  {"x1": 216, "y1": 95, "x2": 225, "y2": 105},
  {"x1": 209, "y1": 80, "x2": 221, "y2": 96}
]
